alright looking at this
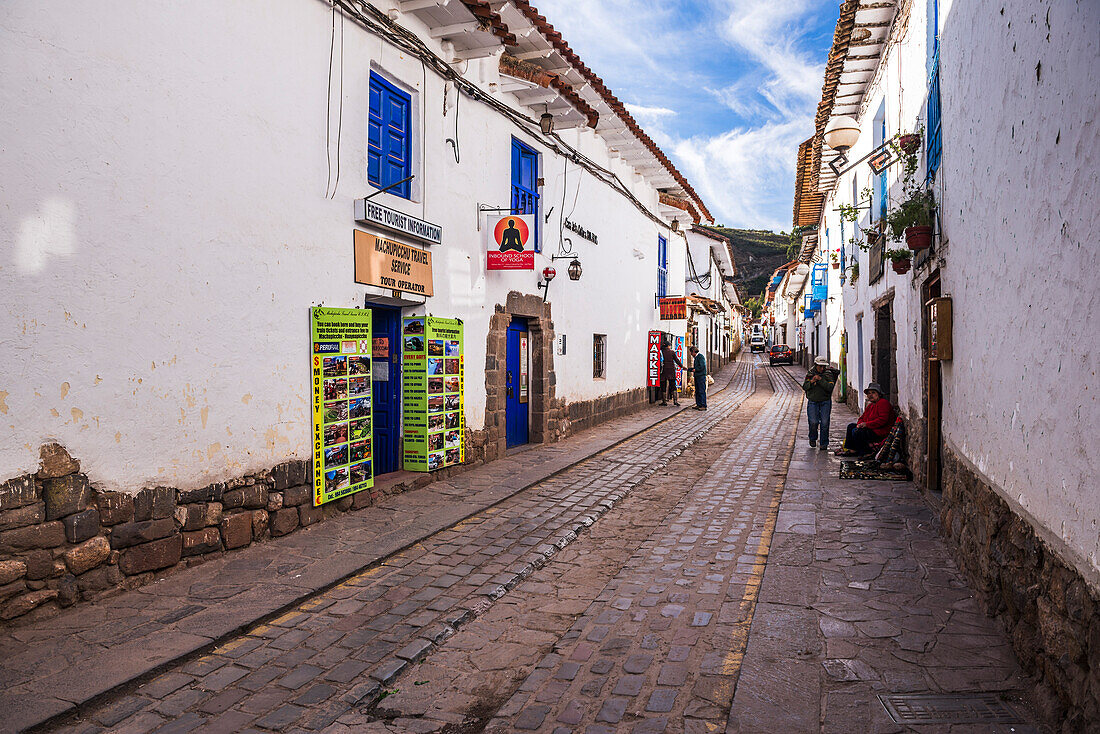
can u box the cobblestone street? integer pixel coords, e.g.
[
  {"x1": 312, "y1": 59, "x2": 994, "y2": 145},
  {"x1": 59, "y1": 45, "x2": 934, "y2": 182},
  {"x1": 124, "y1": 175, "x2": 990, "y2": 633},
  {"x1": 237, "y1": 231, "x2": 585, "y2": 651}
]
[{"x1": 5, "y1": 357, "x2": 1051, "y2": 733}]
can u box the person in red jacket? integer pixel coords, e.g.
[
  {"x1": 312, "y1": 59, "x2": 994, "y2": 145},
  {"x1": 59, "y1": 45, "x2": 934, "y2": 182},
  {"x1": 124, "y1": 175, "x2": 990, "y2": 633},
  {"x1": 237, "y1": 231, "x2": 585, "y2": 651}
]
[{"x1": 841, "y1": 382, "x2": 896, "y2": 455}]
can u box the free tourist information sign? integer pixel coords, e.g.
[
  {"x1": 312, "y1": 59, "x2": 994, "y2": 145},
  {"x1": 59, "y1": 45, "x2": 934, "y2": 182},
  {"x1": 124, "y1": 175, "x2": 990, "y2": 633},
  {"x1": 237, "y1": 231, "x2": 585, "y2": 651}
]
[
  {"x1": 310, "y1": 307, "x2": 374, "y2": 506},
  {"x1": 402, "y1": 317, "x2": 465, "y2": 471}
]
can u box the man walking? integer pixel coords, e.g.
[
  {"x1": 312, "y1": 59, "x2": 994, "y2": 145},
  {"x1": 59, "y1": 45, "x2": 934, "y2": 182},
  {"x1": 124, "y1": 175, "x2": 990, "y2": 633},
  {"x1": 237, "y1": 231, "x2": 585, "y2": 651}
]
[
  {"x1": 801, "y1": 356, "x2": 838, "y2": 449},
  {"x1": 658, "y1": 339, "x2": 682, "y2": 406},
  {"x1": 689, "y1": 346, "x2": 707, "y2": 410}
]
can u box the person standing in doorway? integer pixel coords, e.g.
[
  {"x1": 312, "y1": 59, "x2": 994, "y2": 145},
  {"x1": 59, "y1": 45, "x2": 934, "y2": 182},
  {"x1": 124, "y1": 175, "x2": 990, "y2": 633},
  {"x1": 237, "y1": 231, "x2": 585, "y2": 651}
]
[
  {"x1": 659, "y1": 339, "x2": 682, "y2": 406},
  {"x1": 802, "y1": 356, "x2": 839, "y2": 449},
  {"x1": 689, "y1": 346, "x2": 707, "y2": 410}
]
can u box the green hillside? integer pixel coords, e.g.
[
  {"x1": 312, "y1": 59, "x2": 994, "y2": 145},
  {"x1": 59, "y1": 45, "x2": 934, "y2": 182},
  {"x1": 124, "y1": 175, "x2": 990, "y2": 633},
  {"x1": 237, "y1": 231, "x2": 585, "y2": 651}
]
[{"x1": 699, "y1": 227, "x2": 791, "y2": 301}]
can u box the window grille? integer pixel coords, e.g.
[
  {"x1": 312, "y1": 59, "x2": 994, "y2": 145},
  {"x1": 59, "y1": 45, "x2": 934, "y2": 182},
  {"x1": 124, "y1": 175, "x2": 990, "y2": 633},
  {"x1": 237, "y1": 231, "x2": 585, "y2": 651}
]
[
  {"x1": 593, "y1": 334, "x2": 606, "y2": 379},
  {"x1": 657, "y1": 235, "x2": 668, "y2": 298}
]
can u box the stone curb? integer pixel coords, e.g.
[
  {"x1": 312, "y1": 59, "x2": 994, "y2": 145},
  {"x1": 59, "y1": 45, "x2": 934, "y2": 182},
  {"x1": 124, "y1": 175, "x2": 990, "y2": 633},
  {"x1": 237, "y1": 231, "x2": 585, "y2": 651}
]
[{"x1": 19, "y1": 366, "x2": 748, "y2": 733}]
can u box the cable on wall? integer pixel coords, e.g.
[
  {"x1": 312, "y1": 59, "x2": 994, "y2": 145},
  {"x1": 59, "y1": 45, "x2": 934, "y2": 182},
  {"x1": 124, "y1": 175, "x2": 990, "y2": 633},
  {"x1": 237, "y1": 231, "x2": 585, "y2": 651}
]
[{"x1": 330, "y1": 0, "x2": 676, "y2": 230}]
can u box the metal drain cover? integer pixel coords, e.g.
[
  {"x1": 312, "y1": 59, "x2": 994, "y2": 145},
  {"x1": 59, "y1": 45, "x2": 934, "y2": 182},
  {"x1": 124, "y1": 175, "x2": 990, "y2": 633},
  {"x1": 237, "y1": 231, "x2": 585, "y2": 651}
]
[{"x1": 879, "y1": 693, "x2": 1027, "y2": 725}]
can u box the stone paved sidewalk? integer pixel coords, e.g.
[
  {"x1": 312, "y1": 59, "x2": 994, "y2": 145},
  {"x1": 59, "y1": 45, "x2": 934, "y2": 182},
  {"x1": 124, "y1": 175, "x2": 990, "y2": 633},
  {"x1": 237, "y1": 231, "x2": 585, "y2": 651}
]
[
  {"x1": 728, "y1": 368, "x2": 1049, "y2": 733},
  {"x1": 22, "y1": 361, "x2": 757, "y2": 734}
]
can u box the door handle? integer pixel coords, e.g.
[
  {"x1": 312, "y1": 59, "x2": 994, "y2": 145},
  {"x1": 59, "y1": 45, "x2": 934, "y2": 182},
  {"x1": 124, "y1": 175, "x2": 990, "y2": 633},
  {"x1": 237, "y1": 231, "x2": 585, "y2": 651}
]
[
  {"x1": 507, "y1": 386, "x2": 514, "y2": 398},
  {"x1": 506, "y1": 370, "x2": 513, "y2": 384}
]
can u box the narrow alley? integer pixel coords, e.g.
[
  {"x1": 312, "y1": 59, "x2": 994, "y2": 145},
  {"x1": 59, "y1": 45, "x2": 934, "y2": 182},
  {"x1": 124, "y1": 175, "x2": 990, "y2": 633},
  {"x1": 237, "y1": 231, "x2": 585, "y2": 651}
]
[{"x1": 2, "y1": 358, "x2": 1047, "y2": 733}]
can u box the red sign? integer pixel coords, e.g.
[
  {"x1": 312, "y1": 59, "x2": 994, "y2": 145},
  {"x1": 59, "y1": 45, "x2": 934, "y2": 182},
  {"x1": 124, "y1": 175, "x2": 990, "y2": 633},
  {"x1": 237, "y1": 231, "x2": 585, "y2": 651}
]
[
  {"x1": 647, "y1": 331, "x2": 662, "y2": 387},
  {"x1": 372, "y1": 337, "x2": 389, "y2": 358},
  {"x1": 659, "y1": 297, "x2": 686, "y2": 320},
  {"x1": 486, "y1": 214, "x2": 535, "y2": 270}
]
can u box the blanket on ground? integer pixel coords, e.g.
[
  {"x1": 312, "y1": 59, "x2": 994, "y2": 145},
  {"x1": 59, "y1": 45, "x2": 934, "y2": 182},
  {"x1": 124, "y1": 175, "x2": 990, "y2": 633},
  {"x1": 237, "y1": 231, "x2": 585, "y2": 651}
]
[{"x1": 839, "y1": 460, "x2": 913, "y2": 481}]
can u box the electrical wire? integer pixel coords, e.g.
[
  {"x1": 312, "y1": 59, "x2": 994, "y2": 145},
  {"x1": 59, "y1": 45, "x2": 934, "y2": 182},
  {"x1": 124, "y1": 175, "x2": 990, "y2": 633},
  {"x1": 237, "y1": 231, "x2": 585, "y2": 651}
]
[
  {"x1": 445, "y1": 82, "x2": 461, "y2": 163},
  {"x1": 324, "y1": 0, "x2": 337, "y2": 198},
  {"x1": 331, "y1": 6, "x2": 345, "y2": 199},
  {"x1": 332, "y1": 0, "x2": 674, "y2": 229}
]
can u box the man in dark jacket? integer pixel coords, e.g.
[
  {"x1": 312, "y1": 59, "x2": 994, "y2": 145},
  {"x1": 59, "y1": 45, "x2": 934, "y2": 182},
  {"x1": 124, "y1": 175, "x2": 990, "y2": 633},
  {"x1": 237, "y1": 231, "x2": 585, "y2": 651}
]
[
  {"x1": 689, "y1": 346, "x2": 707, "y2": 410},
  {"x1": 801, "y1": 356, "x2": 839, "y2": 449},
  {"x1": 659, "y1": 340, "x2": 683, "y2": 406}
]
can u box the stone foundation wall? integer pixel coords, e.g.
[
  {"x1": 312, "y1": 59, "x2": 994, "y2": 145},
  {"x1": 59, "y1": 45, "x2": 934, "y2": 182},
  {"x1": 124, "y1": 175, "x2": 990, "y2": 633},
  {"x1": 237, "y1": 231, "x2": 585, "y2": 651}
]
[
  {"x1": 1, "y1": 379, "x2": 654, "y2": 626},
  {"x1": 0, "y1": 444, "x2": 343, "y2": 626},
  {"x1": 939, "y1": 446, "x2": 1100, "y2": 727}
]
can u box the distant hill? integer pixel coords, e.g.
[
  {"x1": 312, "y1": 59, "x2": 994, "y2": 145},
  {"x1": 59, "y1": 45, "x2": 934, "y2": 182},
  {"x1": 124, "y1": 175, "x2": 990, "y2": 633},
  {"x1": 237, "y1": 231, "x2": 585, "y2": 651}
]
[{"x1": 700, "y1": 227, "x2": 791, "y2": 301}]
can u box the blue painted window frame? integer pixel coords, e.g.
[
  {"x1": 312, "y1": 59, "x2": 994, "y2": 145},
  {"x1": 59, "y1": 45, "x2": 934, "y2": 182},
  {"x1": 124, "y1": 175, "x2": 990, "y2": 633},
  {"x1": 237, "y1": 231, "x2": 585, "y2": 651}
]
[
  {"x1": 657, "y1": 235, "x2": 668, "y2": 298},
  {"x1": 510, "y1": 138, "x2": 540, "y2": 252},
  {"x1": 368, "y1": 73, "x2": 412, "y2": 199},
  {"x1": 926, "y1": 0, "x2": 942, "y2": 182}
]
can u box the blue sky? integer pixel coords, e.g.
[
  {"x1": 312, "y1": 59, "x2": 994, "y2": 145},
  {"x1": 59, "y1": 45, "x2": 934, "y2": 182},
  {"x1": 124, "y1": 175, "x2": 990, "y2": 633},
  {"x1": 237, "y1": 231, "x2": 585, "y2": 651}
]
[{"x1": 532, "y1": 0, "x2": 839, "y2": 232}]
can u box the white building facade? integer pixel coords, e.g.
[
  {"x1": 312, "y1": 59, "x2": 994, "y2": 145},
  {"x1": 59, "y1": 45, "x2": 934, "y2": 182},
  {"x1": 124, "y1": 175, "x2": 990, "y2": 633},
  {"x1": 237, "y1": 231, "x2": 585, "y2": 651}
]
[
  {"x1": 0, "y1": 1, "x2": 711, "y2": 620},
  {"x1": 795, "y1": 0, "x2": 1100, "y2": 721}
]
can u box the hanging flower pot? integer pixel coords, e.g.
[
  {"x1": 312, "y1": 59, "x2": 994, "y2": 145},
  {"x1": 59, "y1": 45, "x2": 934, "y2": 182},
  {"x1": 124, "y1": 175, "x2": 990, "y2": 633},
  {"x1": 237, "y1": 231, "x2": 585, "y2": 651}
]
[
  {"x1": 898, "y1": 134, "x2": 921, "y2": 154},
  {"x1": 891, "y1": 258, "x2": 912, "y2": 274},
  {"x1": 905, "y1": 225, "x2": 933, "y2": 251}
]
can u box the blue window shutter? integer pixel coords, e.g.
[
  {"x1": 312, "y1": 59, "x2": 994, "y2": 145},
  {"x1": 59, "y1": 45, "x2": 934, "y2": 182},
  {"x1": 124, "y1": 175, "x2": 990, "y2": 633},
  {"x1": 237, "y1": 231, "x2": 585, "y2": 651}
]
[
  {"x1": 657, "y1": 235, "x2": 668, "y2": 299},
  {"x1": 510, "y1": 138, "x2": 540, "y2": 251},
  {"x1": 368, "y1": 73, "x2": 411, "y2": 199}
]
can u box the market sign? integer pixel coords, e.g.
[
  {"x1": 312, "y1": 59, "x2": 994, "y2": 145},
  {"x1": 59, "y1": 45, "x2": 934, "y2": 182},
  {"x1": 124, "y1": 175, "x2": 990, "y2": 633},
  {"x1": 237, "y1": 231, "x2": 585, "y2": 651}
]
[
  {"x1": 402, "y1": 317, "x2": 465, "y2": 472},
  {"x1": 647, "y1": 331, "x2": 661, "y2": 387},
  {"x1": 486, "y1": 213, "x2": 535, "y2": 270},
  {"x1": 659, "y1": 296, "x2": 687, "y2": 320},
  {"x1": 354, "y1": 198, "x2": 442, "y2": 245},
  {"x1": 354, "y1": 230, "x2": 434, "y2": 296},
  {"x1": 310, "y1": 307, "x2": 373, "y2": 506}
]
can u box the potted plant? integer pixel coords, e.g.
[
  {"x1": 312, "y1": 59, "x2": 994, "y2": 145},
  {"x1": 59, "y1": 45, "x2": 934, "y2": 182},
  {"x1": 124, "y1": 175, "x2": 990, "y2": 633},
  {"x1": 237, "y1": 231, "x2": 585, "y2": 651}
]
[
  {"x1": 897, "y1": 133, "x2": 921, "y2": 154},
  {"x1": 830, "y1": 251, "x2": 840, "y2": 269},
  {"x1": 885, "y1": 138, "x2": 936, "y2": 251},
  {"x1": 848, "y1": 260, "x2": 859, "y2": 284},
  {"x1": 886, "y1": 248, "x2": 913, "y2": 274}
]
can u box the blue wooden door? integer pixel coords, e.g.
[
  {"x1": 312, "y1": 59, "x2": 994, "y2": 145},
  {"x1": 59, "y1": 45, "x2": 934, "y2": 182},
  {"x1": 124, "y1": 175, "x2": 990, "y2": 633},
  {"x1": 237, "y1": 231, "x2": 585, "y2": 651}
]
[
  {"x1": 371, "y1": 307, "x2": 402, "y2": 474},
  {"x1": 506, "y1": 318, "x2": 529, "y2": 447}
]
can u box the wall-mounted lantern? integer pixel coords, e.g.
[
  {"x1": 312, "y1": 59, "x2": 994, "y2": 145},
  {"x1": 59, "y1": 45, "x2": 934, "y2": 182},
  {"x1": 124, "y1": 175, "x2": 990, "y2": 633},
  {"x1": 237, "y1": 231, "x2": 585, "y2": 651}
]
[{"x1": 567, "y1": 257, "x2": 582, "y2": 281}]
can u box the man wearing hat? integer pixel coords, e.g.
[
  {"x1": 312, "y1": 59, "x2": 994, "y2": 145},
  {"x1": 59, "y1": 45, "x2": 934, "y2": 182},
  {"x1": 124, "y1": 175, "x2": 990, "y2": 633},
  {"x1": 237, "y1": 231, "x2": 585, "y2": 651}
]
[
  {"x1": 801, "y1": 356, "x2": 839, "y2": 449},
  {"x1": 841, "y1": 382, "x2": 897, "y2": 455}
]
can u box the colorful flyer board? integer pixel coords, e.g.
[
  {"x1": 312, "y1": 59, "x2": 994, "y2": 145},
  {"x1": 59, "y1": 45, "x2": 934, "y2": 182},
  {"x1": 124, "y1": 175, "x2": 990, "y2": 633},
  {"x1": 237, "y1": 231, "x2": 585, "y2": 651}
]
[
  {"x1": 311, "y1": 307, "x2": 373, "y2": 506},
  {"x1": 486, "y1": 213, "x2": 535, "y2": 270},
  {"x1": 402, "y1": 317, "x2": 464, "y2": 472}
]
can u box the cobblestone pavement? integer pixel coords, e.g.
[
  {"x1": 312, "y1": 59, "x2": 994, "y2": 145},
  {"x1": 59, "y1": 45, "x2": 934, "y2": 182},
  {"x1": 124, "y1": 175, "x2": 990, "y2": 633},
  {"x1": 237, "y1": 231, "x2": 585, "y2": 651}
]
[
  {"x1": 321, "y1": 359, "x2": 778, "y2": 733},
  {"x1": 40, "y1": 359, "x2": 759, "y2": 734},
  {"x1": 470, "y1": 362, "x2": 801, "y2": 733},
  {"x1": 729, "y1": 372, "x2": 1049, "y2": 734}
]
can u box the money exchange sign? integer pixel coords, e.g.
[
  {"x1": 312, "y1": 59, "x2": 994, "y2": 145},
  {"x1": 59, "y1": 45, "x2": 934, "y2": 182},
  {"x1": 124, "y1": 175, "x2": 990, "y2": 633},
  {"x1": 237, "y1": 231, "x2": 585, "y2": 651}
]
[{"x1": 311, "y1": 307, "x2": 373, "y2": 506}]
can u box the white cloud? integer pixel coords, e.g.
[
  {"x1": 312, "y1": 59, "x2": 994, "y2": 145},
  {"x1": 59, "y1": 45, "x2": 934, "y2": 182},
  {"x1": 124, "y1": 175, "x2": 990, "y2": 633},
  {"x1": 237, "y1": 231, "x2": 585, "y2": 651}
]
[
  {"x1": 673, "y1": 120, "x2": 811, "y2": 231},
  {"x1": 625, "y1": 103, "x2": 677, "y2": 121}
]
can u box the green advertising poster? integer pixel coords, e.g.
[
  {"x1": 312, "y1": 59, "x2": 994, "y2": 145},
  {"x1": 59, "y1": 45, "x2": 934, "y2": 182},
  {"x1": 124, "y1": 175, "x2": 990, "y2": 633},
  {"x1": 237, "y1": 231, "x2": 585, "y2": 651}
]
[
  {"x1": 310, "y1": 307, "x2": 373, "y2": 506},
  {"x1": 402, "y1": 316, "x2": 464, "y2": 472}
]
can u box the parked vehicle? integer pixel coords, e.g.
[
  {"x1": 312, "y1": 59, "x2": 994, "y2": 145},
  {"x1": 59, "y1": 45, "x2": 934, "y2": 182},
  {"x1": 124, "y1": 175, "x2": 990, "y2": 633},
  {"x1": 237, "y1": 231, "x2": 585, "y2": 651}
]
[
  {"x1": 750, "y1": 335, "x2": 766, "y2": 353},
  {"x1": 768, "y1": 344, "x2": 793, "y2": 365}
]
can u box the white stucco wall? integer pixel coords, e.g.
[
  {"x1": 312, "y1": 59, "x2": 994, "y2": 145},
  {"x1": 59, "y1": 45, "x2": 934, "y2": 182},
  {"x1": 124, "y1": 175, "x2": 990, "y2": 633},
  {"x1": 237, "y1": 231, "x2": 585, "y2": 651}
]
[
  {"x1": 0, "y1": 1, "x2": 685, "y2": 491},
  {"x1": 936, "y1": 0, "x2": 1100, "y2": 585},
  {"x1": 833, "y1": 0, "x2": 1100, "y2": 585}
]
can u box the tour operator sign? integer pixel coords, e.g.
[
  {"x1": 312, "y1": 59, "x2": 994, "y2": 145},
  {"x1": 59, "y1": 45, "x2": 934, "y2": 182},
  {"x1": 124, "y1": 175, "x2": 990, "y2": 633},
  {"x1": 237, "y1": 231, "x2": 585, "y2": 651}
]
[
  {"x1": 486, "y1": 214, "x2": 535, "y2": 271},
  {"x1": 354, "y1": 230, "x2": 434, "y2": 296}
]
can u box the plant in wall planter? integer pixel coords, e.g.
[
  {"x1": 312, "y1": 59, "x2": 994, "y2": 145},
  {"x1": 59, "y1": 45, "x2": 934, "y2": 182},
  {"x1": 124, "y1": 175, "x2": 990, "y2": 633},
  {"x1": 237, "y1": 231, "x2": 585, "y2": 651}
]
[
  {"x1": 886, "y1": 248, "x2": 913, "y2": 275},
  {"x1": 897, "y1": 132, "x2": 921, "y2": 155},
  {"x1": 848, "y1": 260, "x2": 859, "y2": 284},
  {"x1": 830, "y1": 251, "x2": 840, "y2": 269},
  {"x1": 885, "y1": 135, "x2": 936, "y2": 251}
]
